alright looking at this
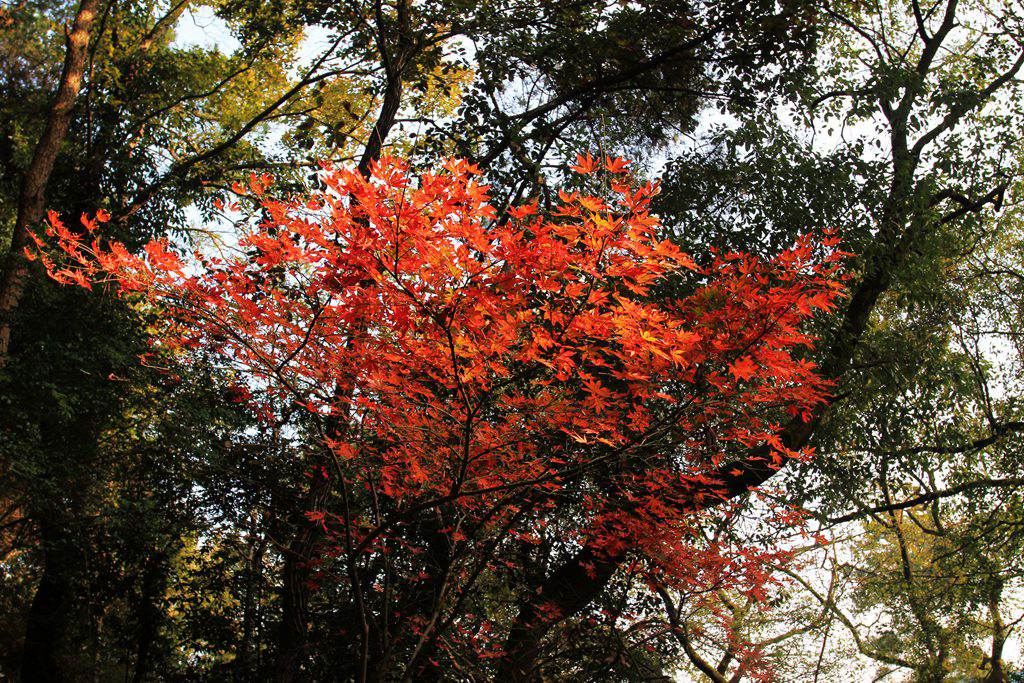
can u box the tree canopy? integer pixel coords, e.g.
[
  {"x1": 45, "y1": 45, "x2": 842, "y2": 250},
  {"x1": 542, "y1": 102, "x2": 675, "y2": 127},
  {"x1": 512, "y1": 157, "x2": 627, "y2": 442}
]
[{"x1": 1, "y1": 1, "x2": 1023, "y2": 682}]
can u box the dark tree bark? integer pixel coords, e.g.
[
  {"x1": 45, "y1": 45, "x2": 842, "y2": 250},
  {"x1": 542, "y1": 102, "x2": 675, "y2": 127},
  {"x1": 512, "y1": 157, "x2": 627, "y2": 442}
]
[
  {"x1": 274, "y1": 473, "x2": 334, "y2": 683},
  {"x1": 20, "y1": 519, "x2": 75, "y2": 683},
  {"x1": 985, "y1": 577, "x2": 1007, "y2": 683},
  {"x1": 237, "y1": 517, "x2": 267, "y2": 681},
  {"x1": 130, "y1": 551, "x2": 169, "y2": 683},
  {"x1": 497, "y1": 543, "x2": 626, "y2": 681}
]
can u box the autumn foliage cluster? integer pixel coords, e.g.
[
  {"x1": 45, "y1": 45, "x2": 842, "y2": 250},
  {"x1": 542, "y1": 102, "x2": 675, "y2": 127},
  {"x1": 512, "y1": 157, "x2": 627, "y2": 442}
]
[{"x1": 32, "y1": 155, "x2": 844, "y2": 672}]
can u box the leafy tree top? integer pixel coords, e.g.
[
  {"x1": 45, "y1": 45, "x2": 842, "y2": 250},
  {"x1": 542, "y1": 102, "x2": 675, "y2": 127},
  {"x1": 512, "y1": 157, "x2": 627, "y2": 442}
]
[{"x1": 32, "y1": 154, "x2": 845, "y2": 664}]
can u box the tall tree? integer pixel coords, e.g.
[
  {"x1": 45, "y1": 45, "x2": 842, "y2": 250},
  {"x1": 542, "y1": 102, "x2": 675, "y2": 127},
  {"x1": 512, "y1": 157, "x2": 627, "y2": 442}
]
[
  {"x1": 0, "y1": 2, "x2": 358, "y2": 678},
  {"x1": 0, "y1": 0, "x2": 100, "y2": 367},
  {"x1": 35, "y1": 152, "x2": 844, "y2": 681}
]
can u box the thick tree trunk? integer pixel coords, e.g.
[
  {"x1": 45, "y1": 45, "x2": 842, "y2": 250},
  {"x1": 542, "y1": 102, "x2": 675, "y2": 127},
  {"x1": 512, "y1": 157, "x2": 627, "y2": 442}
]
[
  {"x1": 274, "y1": 473, "x2": 333, "y2": 683},
  {"x1": 497, "y1": 543, "x2": 625, "y2": 681},
  {"x1": 20, "y1": 519, "x2": 74, "y2": 683},
  {"x1": 130, "y1": 551, "x2": 168, "y2": 683},
  {"x1": 0, "y1": 0, "x2": 102, "y2": 367},
  {"x1": 237, "y1": 517, "x2": 267, "y2": 681},
  {"x1": 985, "y1": 578, "x2": 1007, "y2": 683}
]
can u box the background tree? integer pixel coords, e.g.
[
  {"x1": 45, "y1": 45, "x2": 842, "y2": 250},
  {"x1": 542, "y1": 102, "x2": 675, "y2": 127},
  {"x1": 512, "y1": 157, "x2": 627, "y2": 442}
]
[{"x1": 644, "y1": 0, "x2": 1024, "y2": 679}]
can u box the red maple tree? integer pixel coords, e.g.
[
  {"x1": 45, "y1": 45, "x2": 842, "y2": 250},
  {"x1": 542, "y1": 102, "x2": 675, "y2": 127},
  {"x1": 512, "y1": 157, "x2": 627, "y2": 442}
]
[{"x1": 32, "y1": 155, "x2": 845, "y2": 678}]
